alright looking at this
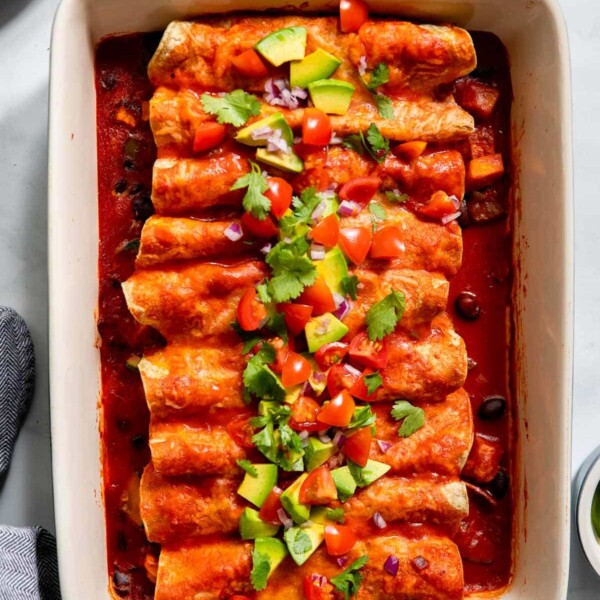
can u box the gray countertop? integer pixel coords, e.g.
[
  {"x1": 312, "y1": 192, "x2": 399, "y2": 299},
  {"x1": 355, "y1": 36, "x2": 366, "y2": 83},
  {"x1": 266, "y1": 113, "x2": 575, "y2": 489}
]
[{"x1": 0, "y1": 0, "x2": 597, "y2": 596}]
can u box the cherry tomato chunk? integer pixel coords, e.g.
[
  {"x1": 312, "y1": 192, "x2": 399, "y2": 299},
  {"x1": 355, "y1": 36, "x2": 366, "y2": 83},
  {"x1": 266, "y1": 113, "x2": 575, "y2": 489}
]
[
  {"x1": 314, "y1": 342, "x2": 349, "y2": 371},
  {"x1": 303, "y1": 574, "x2": 334, "y2": 600},
  {"x1": 241, "y1": 212, "x2": 278, "y2": 238},
  {"x1": 324, "y1": 524, "x2": 357, "y2": 555},
  {"x1": 289, "y1": 396, "x2": 322, "y2": 432},
  {"x1": 418, "y1": 190, "x2": 459, "y2": 219},
  {"x1": 349, "y1": 368, "x2": 380, "y2": 401},
  {"x1": 370, "y1": 225, "x2": 405, "y2": 259},
  {"x1": 339, "y1": 0, "x2": 369, "y2": 33},
  {"x1": 237, "y1": 288, "x2": 267, "y2": 331},
  {"x1": 282, "y1": 351, "x2": 312, "y2": 387},
  {"x1": 338, "y1": 177, "x2": 381, "y2": 204},
  {"x1": 227, "y1": 414, "x2": 255, "y2": 448},
  {"x1": 303, "y1": 108, "x2": 333, "y2": 146},
  {"x1": 317, "y1": 390, "x2": 355, "y2": 427},
  {"x1": 266, "y1": 177, "x2": 293, "y2": 219},
  {"x1": 299, "y1": 466, "x2": 338, "y2": 504},
  {"x1": 339, "y1": 227, "x2": 372, "y2": 265},
  {"x1": 259, "y1": 487, "x2": 284, "y2": 525},
  {"x1": 349, "y1": 332, "x2": 389, "y2": 369},
  {"x1": 280, "y1": 303, "x2": 314, "y2": 336},
  {"x1": 327, "y1": 364, "x2": 360, "y2": 398},
  {"x1": 341, "y1": 427, "x2": 372, "y2": 467},
  {"x1": 298, "y1": 276, "x2": 337, "y2": 315},
  {"x1": 310, "y1": 214, "x2": 340, "y2": 248},
  {"x1": 193, "y1": 122, "x2": 227, "y2": 153},
  {"x1": 232, "y1": 48, "x2": 268, "y2": 77}
]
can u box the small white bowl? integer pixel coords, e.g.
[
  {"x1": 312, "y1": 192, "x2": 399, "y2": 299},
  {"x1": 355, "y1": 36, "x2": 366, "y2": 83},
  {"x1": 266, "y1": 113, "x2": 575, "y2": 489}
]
[{"x1": 575, "y1": 445, "x2": 600, "y2": 576}]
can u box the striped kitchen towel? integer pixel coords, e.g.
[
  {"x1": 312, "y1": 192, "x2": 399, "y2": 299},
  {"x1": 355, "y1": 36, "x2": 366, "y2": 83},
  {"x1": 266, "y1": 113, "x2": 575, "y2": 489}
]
[{"x1": 0, "y1": 308, "x2": 61, "y2": 599}]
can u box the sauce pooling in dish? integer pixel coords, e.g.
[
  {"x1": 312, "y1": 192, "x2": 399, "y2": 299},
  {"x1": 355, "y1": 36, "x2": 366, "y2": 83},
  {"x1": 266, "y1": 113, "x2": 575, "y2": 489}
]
[{"x1": 96, "y1": 16, "x2": 513, "y2": 600}]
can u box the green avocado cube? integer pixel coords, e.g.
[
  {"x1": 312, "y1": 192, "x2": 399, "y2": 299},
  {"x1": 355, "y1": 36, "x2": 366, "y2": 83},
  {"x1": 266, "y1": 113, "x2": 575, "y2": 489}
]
[
  {"x1": 256, "y1": 147, "x2": 304, "y2": 174},
  {"x1": 253, "y1": 537, "x2": 288, "y2": 582},
  {"x1": 284, "y1": 522, "x2": 325, "y2": 565},
  {"x1": 308, "y1": 79, "x2": 355, "y2": 115},
  {"x1": 304, "y1": 437, "x2": 337, "y2": 472},
  {"x1": 290, "y1": 48, "x2": 342, "y2": 88},
  {"x1": 237, "y1": 464, "x2": 278, "y2": 508},
  {"x1": 349, "y1": 459, "x2": 391, "y2": 487},
  {"x1": 240, "y1": 508, "x2": 280, "y2": 540},
  {"x1": 235, "y1": 112, "x2": 294, "y2": 148},
  {"x1": 331, "y1": 466, "x2": 358, "y2": 501},
  {"x1": 280, "y1": 473, "x2": 310, "y2": 524},
  {"x1": 255, "y1": 26, "x2": 307, "y2": 66},
  {"x1": 315, "y1": 248, "x2": 349, "y2": 296},
  {"x1": 305, "y1": 313, "x2": 349, "y2": 353}
]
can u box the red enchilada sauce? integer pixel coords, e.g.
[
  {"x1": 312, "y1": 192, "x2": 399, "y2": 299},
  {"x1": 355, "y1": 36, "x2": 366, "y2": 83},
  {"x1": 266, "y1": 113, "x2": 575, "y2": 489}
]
[{"x1": 96, "y1": 30, "x2": 513, "y2": 600}]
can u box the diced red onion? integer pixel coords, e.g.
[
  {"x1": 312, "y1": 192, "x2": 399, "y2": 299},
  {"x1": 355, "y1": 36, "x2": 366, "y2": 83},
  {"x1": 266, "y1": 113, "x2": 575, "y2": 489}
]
[
  {"x1": 384, "y1": 555, "x2": 399, "y2": 576},
  {"x1": 266, "y1": 128, "x2": 291, "y2": 154},
  {"x1": 310, "y1": 243, "x2": 326, "y2": 261},
  {"x1": 278, "y1": 508, "x2": 293, "y2": 530},
  {"x1": 292, "y1": 86, "x2": 308, "y2": 99},
  {"x1": 312, "y1": 371, "x2": 326, "y2": 384},
  {"x1": 317, "y1": 428, "x2": 329, "y2": 437},
  {"x1": 441, "y1": 210, "x2": 462, "y2": 225},
  {"x1": 358, "y1": 55, "x2": 368, "y2": 77},
  {"x1": 449, "y1": 194, "x2": 461, "y2": 210},
  {"x1": 310, "y1": 573, "x2": 327, "y2": 587},
  {"x1": 293, "y1": 135, "x2": 302, "y2": 145},
  {"x1": 336, "y1": 557, "x2": 348, "y2": 567},
  {"x1": 258, "y1": 315, "x2": 270, "y2": 329},
  {"x1": 264, "y1": 78, "x2": 308, "y2": 110},
  {"x1": 300, "y1": 519, "x2": 314, "y2": 529},
  {"x1": 334, "y1": 298, "x2": 351, "y2": 321},
  {"x1": 250, "y1": 125, "x2": 273, "y2": 140},
  {"x1": 332, "y1": 430, "x2": 346, "y2": 448},
  {"x1": 412, "y1": 556, "x2": 430, "y2": 571},
  {"x1": 224, "y1": 222, "x2": 243, "y2": 242},
  {"x1": 377, "y1": 439, "x2": 393, "y2": 454},
  {"x1": 318, "y1": 433, "x2": 332, "y2": 444},
  {"x1": 299, "y1": 430, "x2": 310, "y2": 441},
  {"x1": 311, "y1": 200, "x2": 328, "y2": 221},
  {"x1": 373, "y1": 512, "x2": 387, "y2": 529},
  {"x1": 344, "y1": 364, "x2": 362, "y2": 378},
  {"x1": 329, "y1": 453, "x2": 345, "y2": 468},
  {"x1": 329, "y1": 132, "x2": 343, "y2": 145},
  {"x1": 332, "y1": 293, "x2": 345, "y2": 309},
  {"x1": 260, "y1": 242, "x2": 272, "y2": 255},
  {"x1": 338, "y1": 200, "x2": 362, "y2": 217}
]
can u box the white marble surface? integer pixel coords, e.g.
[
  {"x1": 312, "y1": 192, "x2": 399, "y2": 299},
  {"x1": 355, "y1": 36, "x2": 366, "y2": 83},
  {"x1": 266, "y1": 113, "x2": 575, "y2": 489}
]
[{"x1": 0, "y1": 0, "x2": 598, "y2": 595}]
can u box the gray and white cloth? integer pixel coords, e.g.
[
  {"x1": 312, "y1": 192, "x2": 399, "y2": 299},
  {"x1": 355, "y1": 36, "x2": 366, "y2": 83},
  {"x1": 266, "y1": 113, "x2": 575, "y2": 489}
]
[{"x1": 0, "y1": 307, "x2": 61, "y2": 600}]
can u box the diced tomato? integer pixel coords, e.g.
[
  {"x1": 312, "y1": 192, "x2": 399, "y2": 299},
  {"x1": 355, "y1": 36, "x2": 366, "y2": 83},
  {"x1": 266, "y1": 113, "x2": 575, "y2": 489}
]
[
  {"x1": 338, "y1": 177, "x2": 381, "y2": 204},
  {"x1": 192, "y1": 122, "x2": 227, "y2": 153},
  {"x1": 299, "y1": 466, "x2": 338, "y2": 504},
  {"x1": 349, "y1": 368, "x2": 379, "y2": 401},
  {"x1": 232, "y1": 48, "x2": 269, "y2": 78},
  {"x1": 259, "y1": 487, "x2": 284, "y2": 525},
  {"x1": 370, "y1": 225, "x2": 405, "y2": 259},
  {"x1": 417, "y1": 190, "x2": 459, "y2": 219},
  {"x1": 303, "y1": 574, "x2": 334, "y2": 600},
  {"x1": 339, "y1": 0, "x2": 368, "y2": 32},
  {"x1": 349, "y1": 332, "x2": 389, "y2": 369},
  {"x1": 298, "y1": 276, "x2": 337, "y2": 315},
  {"x1": 327, "y1": 364, "x2": 360, "y2": 398},
  {"x1": 392, "y1": 140, "x2": 427, "y2": 162},
  {"x1": 310, "y1": 214, "x2": 340, "y2": 248},
  {"x1": 241, "y1": 212, "x2": 278, "y2": 238},
  {"x1": 280, "y1": 303, "x2": 314, "y2": 336},
  {"x1": 289, "y1": 396, "x2": 322, "y2": 432},
  {"x1": 341, "y1": 427, "x2": 372, "y2": 467},
  {"x1": 266, "y1": 177, "x2": 293, "y2": 219},
  {"x1": 303, "y1": 108, "x2": 332, "y2": 146},
  {"x1": 282, "y1": 351, "x2": 312, "y2": 387},
  {"x1": 269, "y1": 338, "x2": 289, "y2": 374},
  {"x1": 227, "y1": 414, "x2": 255, "y2": 448},
  {"x1": 317, "y1": 390, "x2": 355, "y2": 427},
  {"x1": 237, "y1": 287, "x2": 267, "y2": 331},
  {"x1": 339, "y1": 227, "x2": 372, "y2": 265},
  {"x1": 314, "y1": 342, "x2": 349, "y2": 371},
  {"x1": 324, "y1": 524, "x2": 357, "y2": 555},
  {"x1": 454, "y1": 78, "x2": 501, "y2": 120}
]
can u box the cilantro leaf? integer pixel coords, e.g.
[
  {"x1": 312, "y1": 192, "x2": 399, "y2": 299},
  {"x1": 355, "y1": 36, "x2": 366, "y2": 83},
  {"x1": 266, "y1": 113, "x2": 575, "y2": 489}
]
[
  {"x1": 369, "y1": 202, "x2": 386, "y2": 230},
  {"x1": 256, "y1": 283, "x2": 271, "y2": 304},
  {"x1": 231, "y1": 321, "x2": 262, "y2": 353},
  {"x1": 385, "y1": 190, "x2": 408, "y2": 204},
  {"x1": 201, "y1": 89, "x2": 261, "y2": 127},
  {"x1": 341, "y1": 275, "x2": 359, "y2": 301},
  {"x1": 365, "y1": 290, "x2": 406, "y2": 341},
  {"x1": 342, "y1": 133, "x2": 366, "y2": 156},
  {"x1": 391, "y1": 400, "x2": 426, "y2": 437},
  {"x1": 279, "y1": 187, "x2": 322, "y2": 235},
  {"x1": 349, "y1": 404, "x2": 377, "y2": 429},
  {"x1": 266, "y1": 312, "x2": 288, "y2": 342},
  {"x1": 243, "y1": 342, "x2": 285, "y2": 401},
  {"x1": 326, "y1": 507, "x2": 346, "y2": 523},
  {"x1": 373, "y1": 93, "x2": 394, "y2": 119},
  {"x1": 250, "y1": 550, "x2": 271, "y2": 591},
  {"x1": 266, "y1": 242, "x2": 317, "y2": 303},
  {"x1": 284, "y1": 528, "x2": 312, "y2": 556},
  {"x1": 331, "y1": 555, "x2": 369, "y2": 599},
  {"x1": 236, "y1": 459, "x2": 258, "y2": 477},
  {"x1": 231, "y1": 161, "x2": 271, "y2": 219},
  {"x1": 364, "y1": 372, "x2": 383, "y2": 396},
  {"x1": 365, "y1": 124, "x2": 390, "y2": 163},
  {"x1": 365, "y1": 63, "x2": 390, "y2": 90}
]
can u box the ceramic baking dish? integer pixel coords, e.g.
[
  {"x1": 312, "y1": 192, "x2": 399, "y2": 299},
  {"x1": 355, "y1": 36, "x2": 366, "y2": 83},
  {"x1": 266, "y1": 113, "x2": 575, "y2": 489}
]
[{"x1": 48, "y1": 0, "x2": 573, "y2": 598}]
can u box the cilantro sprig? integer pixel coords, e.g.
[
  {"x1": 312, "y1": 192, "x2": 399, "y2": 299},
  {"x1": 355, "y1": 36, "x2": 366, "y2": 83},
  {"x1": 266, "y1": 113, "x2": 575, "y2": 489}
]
[
  {"x1": 365, "y1": 63, "x2": 390, "y2": 90},
  {"x1": 349, "y1": 404, "x2": 377, "y2": 429},
  {"x1": 243, "y1": 342, "x2": 285, "y2": 402},
  {"x1": 385, "y1": 190, "x2": 408, "y2": 204},
  {"x1": 236, "y1": 459, "x2": 258, "y2": 477},
  {"x1": 279, "y1": 187, "x2": 322, "y2": 236},
  {"x1": 365, "y1": 290, "x2": 406, "y2": 341},
  {"x1": 331, "y1": 555, "x2": 369, "y2": 599},
  {"x1": 266, "y1": 239, "x2": 317, "y2": 303},
  {"x1": 391, "y1": 400, "x2": 426, "y2": 437},
  {"x1": 326, "y1": 507, "x2": 345, "y2": 523},
  {"x1": 343, "y1": 124, "x2": 390, "y2": 163},
  {"x1": 201, "y1": 89, "x2": 261, "y2": 126},
  {"x1": 369, "y1": 202, "x2": 386, "y2": 231},
  {"x1": 231, "y1": 161, "x2": 271, "y2": 219},
  {"x1": 373, "y1": 93, "x2": 394, "y2": 119},
  {"x1": 250, "y1": 550, "x2": 271, "y2": 591},
  {"x1": 364, "y1": 372, "x2": 383, "y2": 396}
]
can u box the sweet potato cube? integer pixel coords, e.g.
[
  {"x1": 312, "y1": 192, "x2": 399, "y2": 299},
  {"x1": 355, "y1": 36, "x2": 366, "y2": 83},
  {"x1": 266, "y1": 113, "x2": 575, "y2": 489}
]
[
  {"x1": 455, "y1": 78, "x2": 501, "y2": 120},
  {"x1": 462, "y1": 433, "x2": 503, "y2": 483},
  {"x1": 467, "y1": 153, "x2": 504, "y2": 191},
  {"x1": 393, "y1": 140, "x2": 428, "y2": 162}
]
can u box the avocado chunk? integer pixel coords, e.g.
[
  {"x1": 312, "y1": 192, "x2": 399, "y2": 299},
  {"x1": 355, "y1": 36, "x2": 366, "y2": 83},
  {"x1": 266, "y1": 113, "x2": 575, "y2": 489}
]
[
  {"x1": 307, "y1": 358, "x2": 327, "y2": 396},
  {"x1": 315, "y1": 248, "x2": 349, "y2": 296},
  {"x1": 290, "y1": 48, "x2": 342, "y2": 88},
  {"x1": 284, "y1": 384, "x2": 303, "y2": 405},
  {"x1": 256, "y1": 147, "x2": 304, "y2": 174},
  {"x1": 236, "y1": 112, "x2": 294, "y2": 148},
  {"x1": 252, "y1": 537, "x2": 288, "y2": 583},
  {"x1": 331, "y1": 466, "x2": 358, "y2": 501},
  {"x1": 284, "y1": 522, "x2": 325, "y2": 565},
  {"x1": 349, "y1": 459, "x2": 391, "y2": 487},
  {"x1": 255, "y1": 26, "x2": 307, "y2": 67},
  {"x1": 308, "y1": 79, "x2": 355, "y2": 115},
  {"x1": 304, "y1": 437, "x2": 337, "y2": 472},
  {"x1": 238, "y1": 464, "x2": 278, "y2": 508},
  {"x1": 305, "y1": 313, "x2": 349, "y2": 353},
  {"x1": 280, "y1": 473, "x2": 310, "y2": 524},
  {"x1": 240, "y1": 508, "x2": 280, "y2": 540}
]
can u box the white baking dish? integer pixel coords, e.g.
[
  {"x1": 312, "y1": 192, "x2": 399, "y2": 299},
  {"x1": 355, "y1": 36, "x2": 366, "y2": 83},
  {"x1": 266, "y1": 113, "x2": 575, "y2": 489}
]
[{"x1": 48, "y1": 0, "x2": 573, "y2": 598}]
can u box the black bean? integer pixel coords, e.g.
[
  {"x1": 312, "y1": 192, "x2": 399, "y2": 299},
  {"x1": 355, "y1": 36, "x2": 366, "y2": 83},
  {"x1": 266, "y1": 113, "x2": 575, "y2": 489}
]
[
  {"x1": 488, "y1": 469, "x2": 509, "y2": 499},
  {"x1": 132, "y1": 196, "x2": 154, "y2": 221},
  {"x1": 129, "y1": 183, "x2": 144, "y2": 196},
  {"x1": 455, "y1": 291, "x2": 481, "y2": 321},
  {"x1": 131, "y1": 434, "x2": 146, "y2": 449},
  {"x1": 123, "y1": 158, "x2": 136, "y2": 172},
  {"x1": 114, "y1": 179, "x2": 128, "y2": 194},
  {"x1": 457, "y1": 197, "x2": 472, "y2": 228},
  {"x1": 112, "y1": 571, "x2": 131, "y2": 597},
  {"x1": 478, "y1": 396, "x2": 507, "y2": 421}
]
